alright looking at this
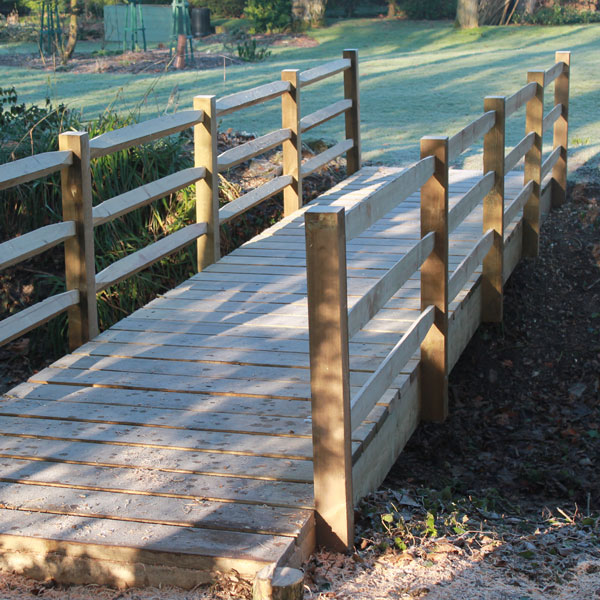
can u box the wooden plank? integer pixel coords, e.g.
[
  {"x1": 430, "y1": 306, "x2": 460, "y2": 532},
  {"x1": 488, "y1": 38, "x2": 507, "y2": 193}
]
[
  {"x1": 343, "y1": 49, "x2": 361, "y2": 175},
  {"x1": 347, "y1": 232, "x2": 434, "y2": 338},
  {"x1": 541, "y1": 145, "x2": 561, "y2": 182},
  {"x1": 448, "y1": 229, "x2": 494, "y2": 303},
  {"x1": 505, "y1": 81, "x2": 537, "y2": 118},
  {"x1": 218, "y1": 129, "x2": 291, "y2": 172},
  {"x1": 300, "y1": 99, "x2": 352, "y2": 134},
  {"x1": 350, "y1": 305, "x2": 434, "y2": 431},
  {"x1": 543, "y1": 103, "x2": 562, "y2": 132},
  {"x1": 447, "y1": 111, "x2": 495, "y2": 162},
  {"x1": 552, "y1": 52, "x2": 570, "y2": 207},
  {"x1": 344, "y1": 157, "x2": 434, "y2": 241},
  {"x1": 448, "y1": 171, "x2": 494, "y2": 233},
  {"x1": 299, "y1": 58, "x2": 351, "y2": 87},
  {"x1": 504, "y1": 132, "x2": 534, "y2": 173},
  {"x1": 504, "y1": 180, "x2": 533, "y2": 229},
  {"x1": 88, "y1": 110, "x2": 204, "y2": 159},
  {"x1": 220, "y1": 175, "x2": 293, "y2": 224},
  {"x1": 0, "y1": 291, "x2": 79, "y2": 347},
  {"x1": 95, "y1": 223, "x2": 207, "y2": 292},
  {"x1": 305, "y1": 206, "x2": 354, "y2": 552},
  {"x1": 59, "y1": 131, "x2": 99, "y2": 350},
  {"x1": 281, "y1": 69, "x2": 302, "y2": 215},
  {"x1": 300, "y1": 138, "x2": 354, "y2": 177},
  {"x1": 216, "y1": 80, "x2": 290, "y2": 117},
  {"x1": 0, "y1": 150, "x2": 72, "y2": 191},
  {"x1": 544, "y1": 61, "x2": 564, "y2": 87},
  {"x1": 93, "y1": 167, "x2": 206, "y2": 227},
  {"x1": 0, "y1": 221, "x2": 75, "y2": 271}
]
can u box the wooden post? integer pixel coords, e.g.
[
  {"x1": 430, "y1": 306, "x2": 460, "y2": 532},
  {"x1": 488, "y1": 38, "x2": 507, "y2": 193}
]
[
  {"x1": 482, "y1": 97, "x2": 505, "y2": 322},
  {"x1": 194, "y1": 95, "x2": 220, "y2": 270},
  {"x1": 420, "y1": 137, "x2": 449, "y2": 422},
  {"x1": 305, "y1": 205, "x2": 354, "y2": 552},
  {"x1": 343, "y1": 49, "x2": 361, "y2": 175},
  {"x1": 552, "y1": 51, "x2": 570, "y2": 208},
  {"x1": 281, "y1": 69, "x2": 302, "y2": 216},
  {"x1": 523, "y1": 70, "x2": 544, "y2": 258},
  {"x1": 59, "y1": 131, "x2": 98, "y2": 351}
]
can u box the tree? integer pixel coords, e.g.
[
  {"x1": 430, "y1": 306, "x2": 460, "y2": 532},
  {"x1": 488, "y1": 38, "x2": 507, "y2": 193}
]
[
  {"x1": 457, "y1": 0, "x2": 527, "y2": 28},
  {"x1": 291, "y1": 0, "x2": 326, "y2": 27},
  {"x1": 61, "y1": 0, "x2": 80, "y2": 64},
  {"x1": 456, "y1": 0, "x2": 479, "y2": 27}
]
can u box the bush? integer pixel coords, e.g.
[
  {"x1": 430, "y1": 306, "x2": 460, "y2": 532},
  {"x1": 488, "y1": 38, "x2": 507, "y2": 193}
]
[
  {"x1": 514, "y1": 3, "x2": 600, "y2": 24},
  {"x1": 189, "y1": 0, "x2": 247, "y2": 18},
  {"x1": 400, "y1": 0, "x2": 457, "y2": 19},
  {"x1": 244, "y1": 0, "x2": 291, "y2": 32}
]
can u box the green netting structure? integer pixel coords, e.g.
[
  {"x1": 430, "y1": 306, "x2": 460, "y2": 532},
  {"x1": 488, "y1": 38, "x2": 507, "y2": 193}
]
[
  {"x1": 39, "y1": 0, "x2": 62, "y2": 56},
  {"x1": 169, "y1": 0, "x2": 194, "y2": 59},
  {"x1": 123, "y1": 0, "x2": 147, "y2": 52}
]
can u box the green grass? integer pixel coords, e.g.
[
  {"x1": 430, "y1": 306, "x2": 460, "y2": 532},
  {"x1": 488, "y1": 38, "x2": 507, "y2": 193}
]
[{"x1": 4, "y1": 19, "x2": 600, "y2": 172}]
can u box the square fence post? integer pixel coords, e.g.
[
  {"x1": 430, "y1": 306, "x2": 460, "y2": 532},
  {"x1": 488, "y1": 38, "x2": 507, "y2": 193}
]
[
  {"x1": 552, "y1": 51, "x2": 570, "y2": 208},
  {"x1": 194, "y1": 94, "x2": 220, "y2": 270},
  {"x1": 343, "y1": 49, "x2": 361, "y2": 175},
  {"x1": 305, "y1": 206, "x2": 354, "y2": 552},
  {"x1": 419, "y1": 137, "x2": 449, "y2": 422},
  {"x1": 59, "y1": 131, "x2": 98, "y2": 351},
  {"x1": 482, "y1": 96, "x2": 506, "y2": 323},
  {"x1": 281, "y1": 69, "x2": 302, "y2": 216}
]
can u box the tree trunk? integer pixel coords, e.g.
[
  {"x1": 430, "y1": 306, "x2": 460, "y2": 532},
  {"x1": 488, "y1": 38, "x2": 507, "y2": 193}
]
[
  {"x1": 387, "y1": 0, "x2": 398, "y2": 17},
  {"x1": 291, "y1": 0, "x2": 326, "y2": 28},
  {"x1": 456, "y1": 0, "x2": 479, "y2": 27},
  {"x1": 62, "y1": 0, "x2": 79, "y2": 64}
]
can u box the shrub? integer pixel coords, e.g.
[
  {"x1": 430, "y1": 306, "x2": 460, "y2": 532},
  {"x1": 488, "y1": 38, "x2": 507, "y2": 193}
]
[
  {"x1": 514, "y1": 3, "x2": 600, "y2": 24},
  {"x1": 189, "y1": 0, "x2": 247, "y2": 18},
  {"x1": 400, "y1": 0, "x2": 457, "y2": 19},
  {"x1": 244, "y1": 0, "x2": 291, "y2": 32}
]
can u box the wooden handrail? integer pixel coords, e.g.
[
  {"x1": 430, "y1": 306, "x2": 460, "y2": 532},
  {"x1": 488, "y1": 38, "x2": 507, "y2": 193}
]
[
  {"x1": 347, "y1": 232, "x2": 435, "y2": 338},
  {"x1": 544, "y1": 61, "x2": 564, "y2": 87},
  {"x1": 95, "y1": 222, "x2": 207, "y2": 292},
  {"x1": 505, "y1": 82, "x2": 537, "y2": 118},
  {"x1": 448, "y1": 228, "x2": 495, "y2": 303},
  {"x1": 541, "y1": 145, "x2": 561, "y2": 182},
  {"x1": 217, "y1": 129, "x2": 291, "y2": 172},
  {"x1": 543, "y1": 103, "x2": 562, "y2": 131},
  {"x1": 93, "y1": 167, "x2": 206, "y2": 227},
  {"x1": 0, "y1": 290, "x2": 79, "y2": 347},
  {"x1": 299, "y1": 58, "x2": 351, "y2": 87},
  {"x1": 219, "y1": 175, "x2": 293, "y2": 224},
  {"x1": 300, "y1": 99, "x2": 352, "y2": 134},
  {"x1": 504, "y1": 132, "x2": 535, "y2": 173},
  {"x1": 504, "y1": 180, "x2": 534, "y2": 230},
  {"x1": 350, "y1": 305, "x2": 435, "y2": 431},
  {"x1": 216, "y1": 80, "x2": 291, "y2": 117},
  {"x1": 0, "y1": 221, "x2": 76, "y2": 271},
  {"x1": 0, "y1": 151, "x2": 72, "y2": 191},
  {"x1": 300, "y1": 138, "x2": 353, "y2": 177},
  {"x1": 447, "y1": 111, "x2": 495, "y2": 162},
  {"x1": 448, "y1": 171, "x2": 494, "y2": 233},
  {"x1": 89, "y1": 110, "x2": 204, "y2": 159}
]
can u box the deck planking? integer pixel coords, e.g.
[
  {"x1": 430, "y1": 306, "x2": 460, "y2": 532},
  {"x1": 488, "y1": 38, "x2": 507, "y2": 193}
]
[{"x1": 0, "y1": 166, "x2": 528, "y2": 587}]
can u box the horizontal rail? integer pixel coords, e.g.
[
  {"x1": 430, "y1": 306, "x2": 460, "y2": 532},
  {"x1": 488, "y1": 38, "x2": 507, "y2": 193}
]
[
  {"x1": 89, "y1": 110, "x2": 204, "y2": 159},
  {"x1": 541, "y1": 145, "x2": 561, "y2": 182},
  {"x1": 300, "y1": 99, "x2": 352, "y2": 134},
  {"x1": 0, "y1": 290, "x2": 79, "y2": 347},
  {"x1": 299, "y1": 58, "x2": 351, "y2": 88},
  {"x1": 504, "y1": 180, "x2": 533, "y2": 229},
  {"x1": 504, "y1": 132, "x2": 535, "y2": 173},
  {"x1": 544, "y1": 61, "x2": 564, "y2": 87},
  {"x1": 344, "y1": 156, "x2": 435, "y2": 241},
  {"x1": 217, "y1": 129, "x2": 291, "y2": 172},
  {"x1": 543, "y1": 103, "x2": 563, "y2": 131},
  {"x1": 0, "y1": 221, "x2": 76, "y2": 271},
  {"x1": 219, "y1": 175, "x2": 293, "y2": 224},
  {"x1": 448, "y1": 171, "x2": 495, "y2": 234},
  {"x1": 95, "y1": 222, "x2": 207, "y2": 292},
  {"x1": 0, "y1": 151, "x2": 72, "y2": 191},
  {"x1": 347, "y1": 232, "x2": 435, "y2": 338},
  {"x1": 505, "y1": 82, "x2": 537, "y2": 118},
  {"x1": 216, "y1": 80, "x2": 291, "y2": 117},
  {"x1": 93, "y1": 166, "x2": 206, "y2": 227},
  {"x1": 350, "y1": 305, "x2": 435, "y2": 431},
  {"x1": 448, "y1": 228, "x2": 495, "y2": 303},
  {"x1": 300, "y1": 138, "x2": 353, "y2": 178},
  {"x1": 447, "y1": 111, "x2": 495, "y2": 162}
]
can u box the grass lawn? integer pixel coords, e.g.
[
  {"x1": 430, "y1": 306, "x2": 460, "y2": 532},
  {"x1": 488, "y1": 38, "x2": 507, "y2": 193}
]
[{"x1": 3, "y1": 19, "x2": 599, "y2": 173}]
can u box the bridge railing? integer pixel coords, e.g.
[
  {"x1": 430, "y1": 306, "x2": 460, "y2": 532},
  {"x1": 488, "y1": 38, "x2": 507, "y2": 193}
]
[
  {"x1": 0, "y1": 51, "x2": 361, "y2": 352},
  {"x1": 304, "y1": 51, "x2": 571, "y2": 551}
]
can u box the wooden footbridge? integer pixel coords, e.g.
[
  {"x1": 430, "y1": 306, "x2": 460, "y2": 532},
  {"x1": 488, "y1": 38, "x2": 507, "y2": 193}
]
[{"x1": 0, "y1": 51, "x2": 570, "y2": 588}]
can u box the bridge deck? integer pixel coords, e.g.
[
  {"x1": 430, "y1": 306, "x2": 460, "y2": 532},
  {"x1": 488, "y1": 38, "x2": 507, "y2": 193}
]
[{"x1": 0, "y1": 166, "x2": 527, "y2": 587}]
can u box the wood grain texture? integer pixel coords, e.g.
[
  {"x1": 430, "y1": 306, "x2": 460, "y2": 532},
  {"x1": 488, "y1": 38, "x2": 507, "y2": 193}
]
[
  {"x1": 0, "y1": 150, "x2": 72, "y2": 191},
  {"x1": 300, "y1": 139, "x2": 353, "y2": 177},
  {"x1": 300, "y1": 99, "x2": 352, "y2": 134},
  {"x1": 552, "y1": 52, "x2": 570, "y2": 207},
  {"x1": 447, "y1": 111, "x2": 495, "y2": 162},
  {"x1": 216, "y1": 80, "x2": 291, "y2": 117},
  {"x1": 343, "y1": 49, "x2": 361, "y2": 175},
  {"x1": 282, "y1": 69, "x2": 302, "y2": 216},
  {"x1": 299, "y1": 58, "x2": 351, "y2": 87},
  {"x1": 218, "y1": 129, "x2": 292, "y2": 172}
]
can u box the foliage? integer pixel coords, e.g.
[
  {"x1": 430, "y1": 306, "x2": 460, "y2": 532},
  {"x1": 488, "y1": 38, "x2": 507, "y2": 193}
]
[
  {"x1": 236, "y1": 35, "x2": 272, "y2": 61},
  {"x1": 189, "y1": 0, "x2": 247, "y2": 18},
  {"x1": 514, "y1": 3, "x2": 600, "y2": 24},
  {"x1": 400, "y1": 0, "x2": 457, "y2": 19},
  {"x1": 244, "y1": 0, "x2": 291, "y2": 32}
]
